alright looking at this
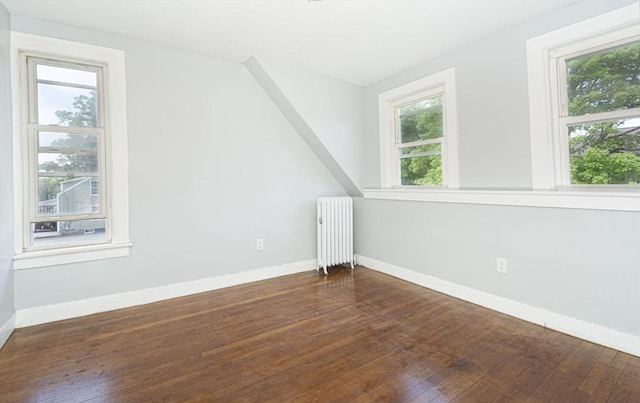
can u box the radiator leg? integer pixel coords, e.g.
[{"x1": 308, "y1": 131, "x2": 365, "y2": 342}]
[{"x1": 323, "y1": 265, "x2": 328, "y2": 276}]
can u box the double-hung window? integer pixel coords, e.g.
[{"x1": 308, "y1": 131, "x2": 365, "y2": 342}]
[
  {"x1": 528, "y1": 4, "x2": 640, "y2": 190},
  {"x1": 12, "y1": 33, "x2": 130, "y2": 269},
  {"x1": 26, "y1": 57, "x2": 108, "y2": 248},
  {"x1": 378, "y1": 68, "x2": 459, "y2": 188},
  {"x1": 552, "y1": 34, "x2": 640, "y2": 186}
]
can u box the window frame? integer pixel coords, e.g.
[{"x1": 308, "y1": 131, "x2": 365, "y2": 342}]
[
  {"x1": 551, "y1": 29, "x2": 640, "y2": 187},
  {"x1": 26, "y1": 57, "x2": 108, "y2": 246},
  {"x1": 378, "y1": 68, "x2": 459, "y2": 189},
  {"x1": 11, "y1": 32, "x2": 131, "y2": 269},
  {"x1": 527, "y1": 3, "x2": 640, "y2": 190}
]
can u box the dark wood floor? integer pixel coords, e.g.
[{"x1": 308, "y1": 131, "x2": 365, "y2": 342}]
[{"x1": 1, "y1": 267, "x2": 638, "y2": 402}]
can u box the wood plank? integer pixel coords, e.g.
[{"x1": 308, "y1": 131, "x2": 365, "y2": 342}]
[{"x1": 1, "y1": 267, "x2": 638, "y2": 402}]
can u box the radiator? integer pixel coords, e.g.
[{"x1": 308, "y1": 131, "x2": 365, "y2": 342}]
[{"x1": 317, "y1": 197, "x2": 355, "y2": 275}]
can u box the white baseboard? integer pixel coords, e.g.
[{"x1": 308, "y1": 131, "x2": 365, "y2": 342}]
[
  {"x1": 0, "y1": 313, "x2": 16, "y2": 350},
  {"x1": 357, "y1": 255, "x2": 640, "y2": 357},
  {"x1": 15, "y1": 259, "x2": 316, "y2": 328}
]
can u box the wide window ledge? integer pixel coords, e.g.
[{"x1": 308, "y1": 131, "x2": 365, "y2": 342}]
[
  {"x1": 14, "y1": 241, "x2": 133, "y2": 270},
  {"x1": 364, "y1": 188, "x2": 640, "y2": 212}
]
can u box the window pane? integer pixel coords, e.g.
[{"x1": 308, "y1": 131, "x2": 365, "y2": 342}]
[
  {"x1": 569, "y1": 117, "x2": 640, "y2": 184},
  {"x1": 398, "y1": 96, "x2": 443, "y2": 143},
  {"x1": 38, "y1": 132, "x2": 99, "y2": 176},
  {"x1": 37, "y1": 83, "x2": 97, "y2": 126},
  {"x1": 37, "y1": 176, "x2": 99, "y2": 216},
  {"x1": 400, "y1": 143, "x2": 442, "y2": 186},
  {"x1": 37, "y1": 132, "x2": 100, "y2": 216},
  {"x1": 38, "y1": 153, "x2": 98, "y2": 175},
  {"x1": 566, "y1": 41, "x2": 640, "y2": 116},
  {"x1": 30, "y1": 218, "x2": 106, "y2": 247},
  {"x1": 37, "y1": 64, "x2": 97, "y2": 87}
]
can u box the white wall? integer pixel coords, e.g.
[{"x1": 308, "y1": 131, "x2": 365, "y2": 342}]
[
  {"x1": 10, "y1": 16, "x2": 345, "y2": 309},
  {"x1": 359, "y1": 0, "x2": 640, "y2": 341},
  {"x1": 363, "y1": 0, "x2": 639, "y2": 189},
  {"x1": 5, "y1": 1, "x2": 639, "y2": 356},
  {"x1": 0, "y1": 2, "x2": 15, "y2": 346},
  {"x1": 258, "y1": 58, "x2": 365, "y2": 190},
  {"x1": 355, "y1": 199, "x2": 640, "y2": 337}
]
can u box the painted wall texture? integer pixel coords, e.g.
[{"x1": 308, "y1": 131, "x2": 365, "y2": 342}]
[
  {"x1": 359, "y1": 0, "x2": 640, "y2": 337},
  {"x1": 10, "y1": 16, "x2": 346, "y2": 309},
  {"x1": 0, "y1": 2, "x2": 15, "y2": 336},
  {"x1": 2, "y1": 0, "x2": 639, "y2": 350}
]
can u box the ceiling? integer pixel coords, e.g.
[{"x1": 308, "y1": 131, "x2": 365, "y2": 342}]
[{"x1": 2, "y1": 0, "x2": 578, "y2": 86}]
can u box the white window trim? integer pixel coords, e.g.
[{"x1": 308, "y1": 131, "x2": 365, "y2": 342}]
[
  {"x1": 11, "y1": 33, "x2": 131, "y2": 269},
  {"x1": 378, "y1": 68, "x2": 459, "y2": 189},
  {"x1": 526, "y1": 3, "x2": 640, "y2": 190}
]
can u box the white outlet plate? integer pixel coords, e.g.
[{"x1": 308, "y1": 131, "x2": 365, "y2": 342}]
[
  {"x1": 256, "y1": 238, "x2": 264, "y2": 251},
  {"x1": 496, "y1": 257, "x2": 508, "y2": 274}
]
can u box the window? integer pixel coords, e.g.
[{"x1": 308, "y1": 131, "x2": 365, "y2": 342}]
[
  {"x1": 90, "y1": 180, "x2": 99, "y2": 196},
  {"x1": 552, "y1": 35, "x2": 639, "y2": 186},
  {"x1": 378, "y1": 68, "x2": 459, "y2": 188},
  {"x1": 27, "y1": 58, "x2": 107, "y2": 248},
  {"x1": 527, "y1": 4, "x2": 640, "y2": 190},
  {"x1": 12, "y1": 33, "x2": 131, "y2": 269}
]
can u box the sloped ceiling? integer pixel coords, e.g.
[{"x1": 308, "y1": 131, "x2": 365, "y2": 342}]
[{"x1": 2, "y1": 0, "x2": 576, "y2": 86}]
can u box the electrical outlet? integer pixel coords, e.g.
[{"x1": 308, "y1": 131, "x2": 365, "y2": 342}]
[
  {"x1": 496, "y1": 257, "x2": 508, "y2": 274},
  {"x1": 256, "y1": 238, "x2": 264, "y2": 251}
]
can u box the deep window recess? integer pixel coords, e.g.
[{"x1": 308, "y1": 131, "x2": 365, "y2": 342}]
[{"x1": 25, "y1": 57, "x2": 108, "y2": 249}]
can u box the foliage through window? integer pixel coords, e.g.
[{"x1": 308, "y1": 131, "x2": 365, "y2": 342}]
[
  {"x1": 557, "y1": 39, "x2": 640, "y2": 185},
  {"x1": 397, "y1": 95, "x2": 444, "y2": 185}
]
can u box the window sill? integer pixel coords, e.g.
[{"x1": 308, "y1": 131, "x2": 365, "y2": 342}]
[
  {"x1": 363, "y1": 188, "x2": 640, "y2": 212},
  {"x1": 13, "y1": 241, "x2": 133, "y2": 270}
]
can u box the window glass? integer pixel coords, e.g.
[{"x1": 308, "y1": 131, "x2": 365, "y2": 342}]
[
  {"x1": 36, "y1": 64, "x2": 97, "y2": 86},
  {"x1": 561, "y1": 39, "x2": 640, "y2": 185},
  {"x1": 37, "y1": 131, "x2": 100, "y2": 215},
  {"x1": 37, "y1": 85, "x2": 97, "y2": 126},
  {"x1": 400, "y1": 143, "x2": 442, "y2": 186},
  {"x1": 569, "y1": 117, "x2": 640, "y2": 184},
  {"x1": 36, "y1": 63, "x2": 98, "y2": 127},
  {"x1": 395, "y1": 94, "x2": 444, "y2": 187},
  {"x1": 30, "y1": 218, "x2": 107, "y2": 248},
  {"x1": 566, "y1": 41, "x2": 640, "y2": 116},
  {"x1": 398, "y1": 96, "x2": 443, "y2": 143}
]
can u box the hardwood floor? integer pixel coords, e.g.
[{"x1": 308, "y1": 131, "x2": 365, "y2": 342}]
[{"x1": 1, "y1": 267, "x2": 638, "y2": 402}]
